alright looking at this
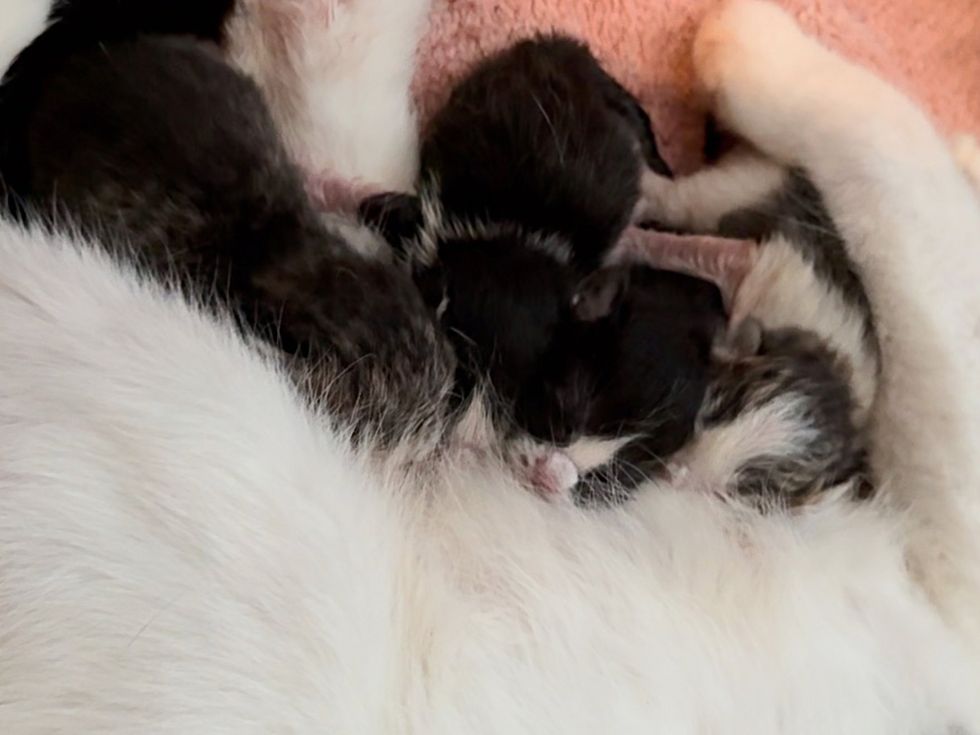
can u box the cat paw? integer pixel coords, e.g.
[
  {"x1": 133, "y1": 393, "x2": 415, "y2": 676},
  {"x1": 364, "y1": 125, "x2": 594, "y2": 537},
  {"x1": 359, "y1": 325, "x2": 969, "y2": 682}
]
[
  {"x1": 693, "y1": 0, "x2": 824, "y2": 149},
  {"x1": 694, "y1": 1, "x2": 809, "y2": 94}
]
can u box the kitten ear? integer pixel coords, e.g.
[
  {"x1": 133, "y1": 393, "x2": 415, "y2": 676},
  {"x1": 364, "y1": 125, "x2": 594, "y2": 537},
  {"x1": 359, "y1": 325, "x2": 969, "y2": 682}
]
[
  {"x1": 572, "y1": 266, "x2": 631, "y2": 321},
  {"x1": 358, "y1": 192, "x2": 424, "y2": 253},
  {"x1": 713, "y1": 317, "x2": 763, "y2": 360}
]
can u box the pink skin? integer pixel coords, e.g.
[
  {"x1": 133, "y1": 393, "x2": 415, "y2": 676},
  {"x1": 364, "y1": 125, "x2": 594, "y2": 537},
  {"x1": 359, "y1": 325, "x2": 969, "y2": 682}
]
[
  {"x1": 519, "y1": 450, "x2": 580, "y2": 501},
  {"x1": 457, "y1": 444, "x2": 579, "y2": 501},
  {"x1": 609, "y1": 227, "x2": 759, "y2": 311},
  {"x1": 305, "y1": 172, "x2": 383, "y2": 216}
]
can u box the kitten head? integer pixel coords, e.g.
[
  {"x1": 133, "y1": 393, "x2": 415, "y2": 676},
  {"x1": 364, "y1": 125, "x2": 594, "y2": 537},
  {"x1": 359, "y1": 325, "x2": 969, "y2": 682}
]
[
  {"x1": 360, "y1": 191, "x2": 601, "y2": 443},
  {"x1": 423, "y1": 226, "x2": 595, "y2": 445},
  {"x1": 572, "y1": 265, "x2": 729, "y2": 448}
]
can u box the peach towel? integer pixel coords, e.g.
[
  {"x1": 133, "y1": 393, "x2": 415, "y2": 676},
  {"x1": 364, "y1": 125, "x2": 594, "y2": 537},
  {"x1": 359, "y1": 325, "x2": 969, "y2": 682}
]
[{"x1": 413, "y1": 0, "x2": 980, "y2": 173}]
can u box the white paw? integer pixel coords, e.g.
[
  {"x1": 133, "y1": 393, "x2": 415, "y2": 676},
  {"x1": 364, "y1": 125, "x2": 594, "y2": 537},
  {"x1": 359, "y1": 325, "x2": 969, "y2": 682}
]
[
  {"x1": 695, "y1": 1, "x2": 809, "y2": 93},
  {"x1": 633, "y1": 169, "x2": 672, "y2": 224},
  {"x1": 693, "y1": 0, "x2": 824, "y2": 142}
]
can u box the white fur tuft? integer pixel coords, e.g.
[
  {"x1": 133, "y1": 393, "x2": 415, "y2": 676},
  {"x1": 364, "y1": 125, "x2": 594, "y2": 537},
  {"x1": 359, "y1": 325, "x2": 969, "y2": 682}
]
[
  {"x1": 225, "y1": 0, "x2": 431, "y2": 191},
  {"x1": 0, "y1": 0, "x2": 52, "y2": 80}
]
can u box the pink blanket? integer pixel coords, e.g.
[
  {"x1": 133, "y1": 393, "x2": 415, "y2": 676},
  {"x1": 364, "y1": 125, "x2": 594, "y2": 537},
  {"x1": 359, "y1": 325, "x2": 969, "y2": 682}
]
[{"x1": 413, "y1": 0, "x2": 980, "y2": 174}]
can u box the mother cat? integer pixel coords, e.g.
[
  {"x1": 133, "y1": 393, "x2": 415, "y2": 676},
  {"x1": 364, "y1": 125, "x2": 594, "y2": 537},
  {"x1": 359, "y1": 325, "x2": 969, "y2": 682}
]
[{"x1": 1, "y1": 2, "x2": 980, "y2": 733}]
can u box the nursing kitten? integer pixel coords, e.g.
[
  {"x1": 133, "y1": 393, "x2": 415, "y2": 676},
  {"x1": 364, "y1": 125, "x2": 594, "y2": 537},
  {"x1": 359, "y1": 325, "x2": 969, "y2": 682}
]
[
  {"x1": 626, "y1": 148, "x2": 879, "y2": 507},
  {"x1": 0, "y1": 0, "x2": 454, "y2": 444},
  {"x1": 418, "y1": 34, "x2": 671, "y2": 270},
  {"x1": 365, "y1": 34, "x2": 872, "y2": 507},
  {"x1": 362, "y1": 37, "x2": 728, "y2": 489},
  {"x1": 4, "y1": 3, "x2": 980, "y2": 728}
]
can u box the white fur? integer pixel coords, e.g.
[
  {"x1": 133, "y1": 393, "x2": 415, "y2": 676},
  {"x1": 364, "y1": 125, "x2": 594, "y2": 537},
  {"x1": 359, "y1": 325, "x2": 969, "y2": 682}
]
[
  {"x1": 735, "y1": 235, "x2": 878, "y2": 417},
  {"x1": 677, "y1": 393, "x2": 819, "y2": 489},
  {"x1": 694, "y1": 0, "x2": 980, "y2": 654},
  {"x1": 636, "y1": 147, "x2": 787, "y2": 231},
  {"x1": 1, "y1": 221, "x2": 978, "y2": 733},
  {"x1": 225, "y1": 0, "x2": 431, "y2": 190},
  {"x1": 953, "y1": 133, "x2": 980, "y2": 197},
  {"x1": 0, "y1": 0, "x2": 52, "y2": 78},
  {"x1": 3, "y1": 2, "x2": 980, "y2": 731}
]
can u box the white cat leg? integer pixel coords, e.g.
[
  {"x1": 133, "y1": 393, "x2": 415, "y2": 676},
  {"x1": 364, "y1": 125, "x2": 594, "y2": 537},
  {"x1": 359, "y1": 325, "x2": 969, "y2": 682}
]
[
  {"x1": 692, "y1": 0, "x2": 980, "y2": 306},
  {"x1": 635, "y1": 147, "x2": 787, "y2": 232},
  {"x1": 694, "y1": 0, "x2": 980, "y2": 652},
  {"x1": 226, "y1": 0, "x2": 431, "y2": 191}
]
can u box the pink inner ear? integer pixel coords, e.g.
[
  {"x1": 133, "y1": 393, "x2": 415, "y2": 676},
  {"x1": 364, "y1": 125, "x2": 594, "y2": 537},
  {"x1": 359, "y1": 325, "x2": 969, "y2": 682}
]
[
  {"x1": 608, "y1": 227, "x2": 759, "y2": 311},
  {"x1": 306, "y1": 173, "x2": 383, "y2": 216}
]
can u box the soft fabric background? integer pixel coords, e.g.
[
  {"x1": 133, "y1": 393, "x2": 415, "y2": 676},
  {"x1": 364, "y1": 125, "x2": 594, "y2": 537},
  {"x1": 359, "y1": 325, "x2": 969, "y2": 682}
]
[{"x1": 413, "y1": 0, "x2": 980, "y2": 173}]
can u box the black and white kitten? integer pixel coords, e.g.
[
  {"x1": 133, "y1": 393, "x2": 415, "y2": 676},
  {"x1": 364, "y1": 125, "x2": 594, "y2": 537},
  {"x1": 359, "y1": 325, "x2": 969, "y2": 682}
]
[
  {"x1": 418, "y1": 34, "x2": 672, "y2": 270},
  {"x1": 622, "y1": 152, "x2": 880, "y2": 507},
  {"x1": 361, "y1": 36, "x2": 726, "y2": 482},
  {"x1": 0, "y1": 0, "x2": 454, "y2": 445},
  {"x1": 364, "y1": 35, "x2": 874, "y2": 507}
]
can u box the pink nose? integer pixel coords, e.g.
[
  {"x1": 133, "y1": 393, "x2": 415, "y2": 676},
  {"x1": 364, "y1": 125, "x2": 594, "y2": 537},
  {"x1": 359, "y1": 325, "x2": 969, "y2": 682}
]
[{"x1": 531, "y1": 452, "x2": 580, "y2": 498}]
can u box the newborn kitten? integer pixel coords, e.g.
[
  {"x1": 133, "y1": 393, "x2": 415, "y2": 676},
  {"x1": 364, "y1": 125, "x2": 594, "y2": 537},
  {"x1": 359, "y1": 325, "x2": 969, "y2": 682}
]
[
  {"x1": 0, "y1": 0, "x2": 454, "y2": 444},
  {"x1": 566, "y1": 264, "x2": 732, "y2": 503},
  {"x1": 419, "y1": 33, "x2": 672, "y2": 270},
  {"x1": 626, "y1": 145, "x2": 880, "y2": 507},
  {"x1": 361, "y1": 35, "x2": 702, "y2": 449},
  {"x1": 364, "y1": 32, "x2": 874, "y2": 508},
  {"x1": 362, "y1": 36, "x2": 765, "y2": 501}
]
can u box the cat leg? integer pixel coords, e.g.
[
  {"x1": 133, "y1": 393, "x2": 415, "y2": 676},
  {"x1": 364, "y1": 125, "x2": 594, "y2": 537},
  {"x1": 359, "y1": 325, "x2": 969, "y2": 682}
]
[
  {"x1": 693, "y1": 0, "x2": 980, "y2": 321},
  {"x1": 693, "y1": 0, "x2": 980, "y2": 651},
  {"x1": 226, "y1": 0, "x2": 430, "y2": 190},
  {"x1": 634, "y1": 147, "x2": 786, "y2": 232}
]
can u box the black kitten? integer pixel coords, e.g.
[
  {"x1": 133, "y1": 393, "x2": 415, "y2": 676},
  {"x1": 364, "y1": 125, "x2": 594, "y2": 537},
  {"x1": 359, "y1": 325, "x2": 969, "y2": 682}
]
[
  {"x1": 0, "y1": 2, "x2": 454, "y2": 444},
  {"x1": 0, "y1": 0, "x2": 235, "y2": 208},
  {"x1": 361, "y1": 35, "x2": 684, "y2": 444},
  {"x1": 566, "y1": 265, "x2": 730, "y2": 503},
  {"x1": 419, "y1": 33, "x2": 671, "y2": 271}
]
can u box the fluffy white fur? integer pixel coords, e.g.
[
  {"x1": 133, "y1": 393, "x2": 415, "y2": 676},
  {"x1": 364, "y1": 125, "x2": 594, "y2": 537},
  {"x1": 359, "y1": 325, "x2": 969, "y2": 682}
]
[
  {"x1": 3, "y1": 1, "x2": 980, "y2": 731},
  {"x1": 954, "y1": 133, "x2": 980, "y2": 197},
  {"x1": 636, "y1": 146, "x2": 788, "y2": 231},
  {"x1": 0, "y1": 0, "x2": 52, "y2": 78},
  {"x1": 225, "y1": 0, "x2": 430, "y2": 191}
]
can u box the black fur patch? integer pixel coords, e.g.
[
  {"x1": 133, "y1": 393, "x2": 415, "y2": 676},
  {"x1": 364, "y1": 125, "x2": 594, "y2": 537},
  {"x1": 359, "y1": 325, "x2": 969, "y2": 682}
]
[
  {"x1": 572, "y1": 267, "x2": 727, "y2": 504},
  {"x1": 2, "y1": 28, "x2": 453, "y2": 444},
  {"x1": 1, "y1": 0, "x2": 236, "y2": 211},
  {"x1": 420, "y1": 34, "x2": 670, "y2": 272},
  {"x1": 701, "y1": 327, "x2": 868, "y2": 504}
]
